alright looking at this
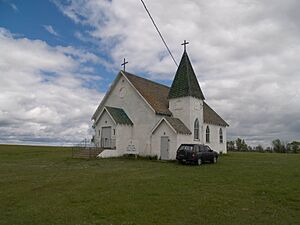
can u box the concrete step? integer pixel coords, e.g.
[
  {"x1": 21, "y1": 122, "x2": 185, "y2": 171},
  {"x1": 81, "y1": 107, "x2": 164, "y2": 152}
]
[{"x1": 72, "y1": 148, "x2": 104, "y2": 159}]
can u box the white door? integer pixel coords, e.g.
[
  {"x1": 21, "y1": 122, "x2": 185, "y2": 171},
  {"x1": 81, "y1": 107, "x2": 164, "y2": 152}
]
[
  {"x1": 101, "y1": 127, "x2": 112, "y2": 148},
  {"x1": 160, "y1": 136, "x2": 169, "y2": 160}
]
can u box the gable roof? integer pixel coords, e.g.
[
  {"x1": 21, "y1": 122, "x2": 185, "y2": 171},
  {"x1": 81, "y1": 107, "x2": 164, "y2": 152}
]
[
  {"x1": 123, "y1": 72, "x2": 172, "y2": 116},
  {"x1": 164, "y1": 117, "x2": 192, "y2": 134},
  {"x1": 152, "y1": 117, "x2": 192, "y2": 135},
  {"x1": 123, "y1": 71, "x2": 228, "y2": 127},
  {"x1": 105, "y1": 106, "x2": 133, "y2": 125},
  {"x1": 93, "y1": 71, "x2": 228, "y2": 127},
  {"x1": 203, "y1": 102, "x2": 229, "y2": 127},
  {"x1": 92, "y1": 71, "x2": 171, "y2": 121},
  {"x1": 168, "y1": 51, "x2": 205, "y2": 100}
]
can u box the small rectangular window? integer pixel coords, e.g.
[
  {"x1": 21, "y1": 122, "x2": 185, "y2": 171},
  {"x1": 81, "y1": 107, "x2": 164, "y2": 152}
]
[{"x1": 113, "y1": 129, "x2": 115, "y2": 135}]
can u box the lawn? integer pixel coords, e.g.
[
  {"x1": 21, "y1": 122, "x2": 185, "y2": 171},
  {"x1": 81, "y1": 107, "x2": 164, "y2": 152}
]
[{"x1": 0, "y1": 145, "x2": 299, "y2": 225}]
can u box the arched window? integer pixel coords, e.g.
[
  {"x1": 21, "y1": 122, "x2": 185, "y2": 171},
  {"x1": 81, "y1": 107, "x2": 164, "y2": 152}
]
[
  {"x1": 206, "y1": 126, "x2": 210, "y2": 143},
  {"x1": 194, "y1": 119, "x2": 199, "y2": 140},
  {"x1": 219, "y1": 128, "x2": 223, "y2": 143}
]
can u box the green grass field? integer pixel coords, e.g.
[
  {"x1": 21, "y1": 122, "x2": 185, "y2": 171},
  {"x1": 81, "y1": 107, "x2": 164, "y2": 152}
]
[{"x1": 0, "y1": 145, "x2": 299, "y2": 225}]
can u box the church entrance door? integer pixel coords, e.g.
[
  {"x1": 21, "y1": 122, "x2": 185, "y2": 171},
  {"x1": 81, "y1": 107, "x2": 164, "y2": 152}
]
[
  {"x1": 160, "y1": 136, "x2": 169, "y2": 160},
  {"x1": 101, "y1": 126, "x2": 112, "y2": 148}
]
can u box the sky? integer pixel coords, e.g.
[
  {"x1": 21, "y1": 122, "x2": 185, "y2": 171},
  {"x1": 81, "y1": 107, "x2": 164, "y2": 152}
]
[{"x1": 0, "y1": 0, "x2": 299, "y2": 147}]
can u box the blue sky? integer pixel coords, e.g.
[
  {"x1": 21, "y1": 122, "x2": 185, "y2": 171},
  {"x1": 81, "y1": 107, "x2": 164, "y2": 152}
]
[
  {"x1": 1, "y1": 1, "x2": 82, "y2": 49},
  {"x1": 1, "y1": 0, "x2": 129, "y2": 93},
  {"x1": 1, "y1": 0, "x2": 177, "y2": 89},
  {"x1": 0, "y1": 0, "x2": 299, "y2": 146}
]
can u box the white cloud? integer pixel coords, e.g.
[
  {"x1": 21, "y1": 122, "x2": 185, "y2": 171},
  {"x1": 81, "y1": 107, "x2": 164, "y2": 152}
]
[
  {"x1": 0, "y1": 27, "x2": 104, "y2": 145},
  {"x1": 10, "y1": 3, "x2": 18, "y2": 12},
  {"x1": 43, "y1": 25, "x2": 60, "y2": 37},
  {"x1": 2, "y1": 1, "x2": 19, "y2": 12},
  {"x1": 54, "y1": 0, "x2": 300, "y2": 146}
]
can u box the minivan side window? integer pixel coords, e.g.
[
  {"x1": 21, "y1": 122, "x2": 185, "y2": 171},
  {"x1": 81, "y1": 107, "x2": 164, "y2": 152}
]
[
  {"x1": 179, "y1": 145, "x2": 193, "y2": 151},
  {"x1": 204, "y1": 146, "x2": 210, "y2": 152}
]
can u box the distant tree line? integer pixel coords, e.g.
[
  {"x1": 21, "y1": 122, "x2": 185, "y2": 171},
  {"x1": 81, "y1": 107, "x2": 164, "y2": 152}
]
[{"x1": 227, "y1": 138, "x2": 300, "y2": 153}]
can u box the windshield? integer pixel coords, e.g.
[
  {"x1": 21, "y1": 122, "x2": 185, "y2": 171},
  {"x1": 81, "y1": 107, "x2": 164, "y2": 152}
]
[
  {"x1": 204, "y1": 145, "x2": 211, "y2": 151},
  {"x1": 179, "y1": 145, "x2": 194, "y2": 151}
]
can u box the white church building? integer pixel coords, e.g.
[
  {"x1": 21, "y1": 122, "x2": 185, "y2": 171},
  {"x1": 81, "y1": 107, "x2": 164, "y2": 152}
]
[{"x1": 92, "y1": 49, "x2": 229, "y2": 160}]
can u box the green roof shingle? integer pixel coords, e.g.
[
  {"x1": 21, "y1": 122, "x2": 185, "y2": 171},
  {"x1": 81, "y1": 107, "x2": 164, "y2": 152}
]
[
  {"x1": 168, "y1": 51, "x2": 205, "y2": 100},
  {"x1": 164, "y1": 117, "x2": 192, "y2": 134},
  {"x1": 105, "y1": 106, "x2": 133, "y2": 125},
  {"x1": 122, "y1": 71, "x2": 228, "y2": 126}
]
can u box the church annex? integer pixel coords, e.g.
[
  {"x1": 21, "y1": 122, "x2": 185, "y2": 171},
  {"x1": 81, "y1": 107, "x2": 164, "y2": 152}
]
[{"x1": 92, "y1": 49, "x2": 229, "y2": 159}]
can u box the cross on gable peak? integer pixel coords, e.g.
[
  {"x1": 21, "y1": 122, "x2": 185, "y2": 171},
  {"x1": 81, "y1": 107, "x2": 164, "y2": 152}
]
[
  {"x1": 121, "y1": 58, "x2": 128, "y2": 71},
  {"x1": 181, "y1": 40, "x2": 189, "y2": 52}
]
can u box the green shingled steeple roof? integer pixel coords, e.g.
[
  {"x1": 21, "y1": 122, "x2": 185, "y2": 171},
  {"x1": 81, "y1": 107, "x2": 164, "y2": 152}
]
[{"x1": 168, "y1": 51, "x2": 205, "y2": 100}]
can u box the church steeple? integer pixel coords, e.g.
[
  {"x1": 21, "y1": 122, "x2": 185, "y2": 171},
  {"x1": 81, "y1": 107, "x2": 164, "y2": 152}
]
[{"x1": 168, "y1": 50, "x2": 205, "y2": 100}]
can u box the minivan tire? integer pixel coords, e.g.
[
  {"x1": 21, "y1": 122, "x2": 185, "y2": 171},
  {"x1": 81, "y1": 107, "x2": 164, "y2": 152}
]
[
  {"x1": 197, "y1": 158, "x2": 202, "y2": 165},
  {"x1": 212, "y1": 156, "x2": 217, "y2": 164}
]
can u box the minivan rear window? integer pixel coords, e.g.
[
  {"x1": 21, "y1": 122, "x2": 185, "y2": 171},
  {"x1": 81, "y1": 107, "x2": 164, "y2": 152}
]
[{"x1": 179, "y1": 145, "x2": 194, "y2": 151}]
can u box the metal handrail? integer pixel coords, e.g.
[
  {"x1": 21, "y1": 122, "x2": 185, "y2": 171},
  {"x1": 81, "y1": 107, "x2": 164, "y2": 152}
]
[
  {"x1": 100, "y1": 138, "x2": 116, "y2": 149},
  {"x1": 72, "y1": 138, "x2": 106, "y2": 158}
]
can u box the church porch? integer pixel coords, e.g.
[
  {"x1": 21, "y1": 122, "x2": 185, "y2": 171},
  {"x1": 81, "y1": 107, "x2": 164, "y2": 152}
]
[{"x1": 93, "y1": 106, "x2": 135, "y2": 157}]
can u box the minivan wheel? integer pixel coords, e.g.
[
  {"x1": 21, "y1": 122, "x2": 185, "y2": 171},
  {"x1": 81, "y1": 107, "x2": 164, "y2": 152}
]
[
  {"x1": 197, "y1": 158, "x2": 202, "y2": 166},
  {"x1": 212, "y1": 156, "x2": 217, "y2": 164}
]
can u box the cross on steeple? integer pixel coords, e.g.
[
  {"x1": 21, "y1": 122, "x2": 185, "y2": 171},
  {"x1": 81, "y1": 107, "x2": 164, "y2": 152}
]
[
  {"x1": 121, "y1": 58, "x2": 128, "y2": 71},
  {"x1": 181, "y1": 40, "x2": 189, "y2": 52}
]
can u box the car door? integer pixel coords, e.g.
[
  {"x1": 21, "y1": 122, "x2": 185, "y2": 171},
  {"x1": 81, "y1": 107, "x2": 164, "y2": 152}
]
[
  {"x1": 199, "y1": 145, "x2": 206, "y2": 160},
  {"x1": 205, "y1": 146, "x2": 214, "y2": 161},
  {"x1": 194, "y1": 145, "x2": 200, "y2": 159}
]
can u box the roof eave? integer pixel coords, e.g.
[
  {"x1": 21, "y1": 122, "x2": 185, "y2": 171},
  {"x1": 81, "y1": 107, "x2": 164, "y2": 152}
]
[
  {"x1": 204, "y1": 120, "x2": 229, "y2": 127},
  {"x1": 92, "y1": 72, "x2": 123, "y2": 121}
]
